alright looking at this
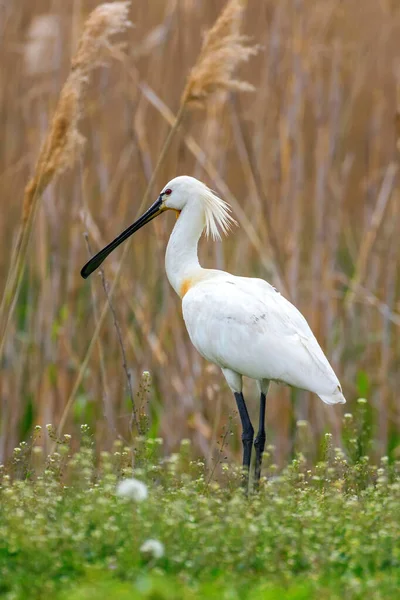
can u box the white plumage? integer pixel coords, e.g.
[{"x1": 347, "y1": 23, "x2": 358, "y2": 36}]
[
  {"x1": 182, "y1": 275, "x2": 345, "y2": 405},
  {"x1": 81, "y1": 174, "x2": 345, "y2": 483},
  {"x1": 161, "y1": 175, "x2": 345, "y2": 406}
]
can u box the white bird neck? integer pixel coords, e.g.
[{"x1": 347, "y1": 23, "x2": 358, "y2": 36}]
[{"x1": 165, "y1": 201, "x2": 205, "y2": 297}]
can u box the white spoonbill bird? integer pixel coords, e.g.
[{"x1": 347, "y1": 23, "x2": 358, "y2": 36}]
[{"x1": 81, "y1": 176, "x2": 346, "y2": 483}]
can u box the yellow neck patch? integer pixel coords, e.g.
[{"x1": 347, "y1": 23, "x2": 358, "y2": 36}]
[{"x1": 180, "y1": 278, "x2": 192, "y2": 298}]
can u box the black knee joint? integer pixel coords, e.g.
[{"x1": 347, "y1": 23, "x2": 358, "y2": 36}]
[
  {"x1": 254, "y1": 432, "x2": 266, "y2": 449},
  {"x1": 241, "y1": 425, "x2": 254, "y2": 443}
]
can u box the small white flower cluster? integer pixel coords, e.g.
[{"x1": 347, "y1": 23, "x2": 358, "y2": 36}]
[{"x1": 116, "y1": 478, "x2": 148, "y2": 502}]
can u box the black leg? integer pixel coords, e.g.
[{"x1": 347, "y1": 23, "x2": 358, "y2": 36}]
[
  {"x1": 254, "y1": 392, "x2": 266, "y2": 484},
  {"x1": 234, "y1": 392, "x2": 254, "y2": 483}
]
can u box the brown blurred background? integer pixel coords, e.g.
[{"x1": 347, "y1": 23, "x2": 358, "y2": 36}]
[{"x1": 1, "y1": 0, "x2": 399, "y2": 465}]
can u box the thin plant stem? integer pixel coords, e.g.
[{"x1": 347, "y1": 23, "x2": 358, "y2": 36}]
[
  {"x1": 344, "y1": 163, "x2": 397, "y2": 312},
  {"x1": 85, "y1": 234, "x2": 139, "y2": 432},
  {"x1": 0, "y1": 184, "x2": 43, "y2": 359},
  {"x1": 230, "y1": 97, "x2": 289, "y2": 296},
  {"x1": 135, "y1": 102, "x2": 187, "y2": 215},
  {"x1": 84, "y1": 233, "x2": 118, "y2": 438}
]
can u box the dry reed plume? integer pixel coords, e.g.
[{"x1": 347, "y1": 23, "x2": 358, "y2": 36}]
[
  {"x1": 23, "y1": 1, "x2": 131, "y2": 224},
  {"x1": 182, "y1": 0, "x2": 258, "y2": 105},
  {"x1": 0, "y1": 1, "x2": 131, "y2": 353}
]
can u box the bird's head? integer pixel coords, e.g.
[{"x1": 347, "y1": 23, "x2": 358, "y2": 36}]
[
  {"x1": 161, "y1": 175, "x2": 236, "y2": 239},
  {"x1": 80, "y1": 175, "x2": 236, "y2": 279},
  {"x1": 159, "y1": 175, "x2": 207, "y2": 211}
]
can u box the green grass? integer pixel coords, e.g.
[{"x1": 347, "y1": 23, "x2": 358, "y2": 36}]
[{"x1": 1, "y1": 421, "x2": 399, "y2": 600}]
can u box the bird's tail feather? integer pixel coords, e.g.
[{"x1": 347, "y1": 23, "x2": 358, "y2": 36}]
[{"x1": 318, "y1": 387, "x2": 346, "y2": 405}]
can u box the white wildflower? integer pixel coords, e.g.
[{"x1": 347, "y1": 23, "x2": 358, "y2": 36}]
[
  {"x1": 140, "y1": 539, "x2": 164, "y2": 559},
  {"x1": 116, "y1": 478, "x2": 148, "y2": 502}
]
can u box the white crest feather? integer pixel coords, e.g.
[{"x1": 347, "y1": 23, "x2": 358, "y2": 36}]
[{"x1": 200, "y1": 187, "x2": 237, "y2": 240}]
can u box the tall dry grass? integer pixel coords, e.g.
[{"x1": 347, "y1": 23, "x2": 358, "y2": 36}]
[
  {"x1": 0, "y1": 0, "x2": 399, "y2": 465},
  {"x1": 0, "y1": 1, "x2": 131, "y2": 358}
]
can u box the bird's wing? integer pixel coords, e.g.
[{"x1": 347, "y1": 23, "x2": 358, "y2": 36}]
[{"x1": 182, "y1": 276, "x2": 345, "y2": 403}]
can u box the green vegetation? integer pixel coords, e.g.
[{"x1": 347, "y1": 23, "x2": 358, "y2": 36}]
[{"x1": 1, "y1": 416, "x2": 399, "y2": 600}]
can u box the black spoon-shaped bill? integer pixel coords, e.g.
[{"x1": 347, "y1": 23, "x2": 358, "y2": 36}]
[{"x1": 80, "y1": 196, "x2": 164, "y2": 279}]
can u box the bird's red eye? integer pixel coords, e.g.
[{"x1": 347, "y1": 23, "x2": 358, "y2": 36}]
[{"x1": 164, "y1": 188, "x2": 172, "y2": 196}]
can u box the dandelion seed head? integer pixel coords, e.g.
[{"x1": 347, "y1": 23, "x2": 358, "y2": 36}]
[
  {"x1": 140, "y1": 539, "x2": 164, "y2": 559},
  {"x1": 116, "y1": 478, "x2": 148, "y2": 502}
]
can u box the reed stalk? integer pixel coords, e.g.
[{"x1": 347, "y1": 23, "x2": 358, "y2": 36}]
[{"x1": 0, "y1": 1, "x2": 132, "y2": 358}]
